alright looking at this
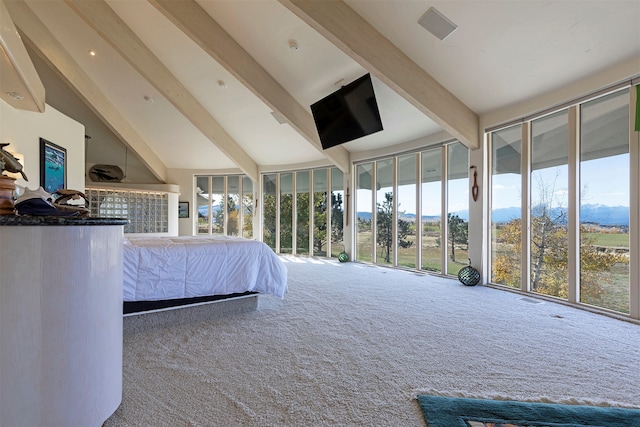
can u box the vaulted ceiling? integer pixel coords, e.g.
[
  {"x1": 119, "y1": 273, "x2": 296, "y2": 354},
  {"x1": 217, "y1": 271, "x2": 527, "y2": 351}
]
[{"x1": 4, "y1": 0, "x2": 639, "y2": 184}]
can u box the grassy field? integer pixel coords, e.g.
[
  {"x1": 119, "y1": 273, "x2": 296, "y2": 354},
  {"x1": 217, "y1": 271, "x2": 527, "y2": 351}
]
[
  {"x1": 491, "y1": 228, "x2": 630, "y2": 314},
  {"x1": 353, "y1": 226, "x2": 630, "y2": 314},
  {"x1": 583, "y1": 232, "x2": 629, "y2": 248},
  {"x1": 355, "y1": 231, "x2": 469, "y2": 276}
]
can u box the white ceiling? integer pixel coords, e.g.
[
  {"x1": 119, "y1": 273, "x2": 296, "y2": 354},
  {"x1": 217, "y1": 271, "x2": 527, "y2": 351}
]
[{"x1": 5, "y1": 0, "x2": 640, "y2": 184}]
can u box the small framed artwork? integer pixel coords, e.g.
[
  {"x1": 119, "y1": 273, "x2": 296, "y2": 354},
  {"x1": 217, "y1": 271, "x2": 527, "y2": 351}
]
[
  {"x1": 178, "y1": 201, "x2": 189, "y2": 218},
  {"x1": 40, "y1": 138, "x2": 66, "y2": 193}
]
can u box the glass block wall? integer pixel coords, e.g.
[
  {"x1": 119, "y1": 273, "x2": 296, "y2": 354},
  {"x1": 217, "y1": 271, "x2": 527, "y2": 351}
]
[{"x1": 86, "y1": 187, "x2": 168, "y2": 234}]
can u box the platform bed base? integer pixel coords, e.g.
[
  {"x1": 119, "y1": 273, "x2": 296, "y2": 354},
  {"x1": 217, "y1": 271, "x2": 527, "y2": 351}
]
[{"x1": 123, "y1": 292, "x2": 258, "y2": 335}]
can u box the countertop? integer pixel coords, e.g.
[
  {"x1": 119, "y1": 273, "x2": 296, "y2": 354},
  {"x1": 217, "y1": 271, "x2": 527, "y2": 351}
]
[{"x1": 0, "y1": 215, "x2": 128, "y2": 226}]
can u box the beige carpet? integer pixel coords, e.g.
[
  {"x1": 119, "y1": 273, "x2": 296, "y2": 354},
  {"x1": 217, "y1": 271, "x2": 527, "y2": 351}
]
[{"x1": 104, "y1": 256, "x2": 640, "y2": 426}]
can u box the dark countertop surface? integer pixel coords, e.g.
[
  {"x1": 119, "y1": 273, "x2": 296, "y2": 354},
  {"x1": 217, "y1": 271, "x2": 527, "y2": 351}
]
[{"x1": 0, "y1": 215, "x2": 128, "y2": 226}]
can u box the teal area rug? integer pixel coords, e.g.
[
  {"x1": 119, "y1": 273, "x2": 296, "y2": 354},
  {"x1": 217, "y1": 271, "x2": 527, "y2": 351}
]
[{"x1": 417, "y1": 395, "x2": 640, "y2": 427}]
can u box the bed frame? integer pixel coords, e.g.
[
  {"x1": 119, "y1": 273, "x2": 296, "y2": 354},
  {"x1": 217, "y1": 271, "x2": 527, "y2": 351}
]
[
  {"x1": 123, "y1": 292, "x2": 259, "y2": 335},
  {"x1": 123, "y1": 291, "x2": 257, "y2": 314}
]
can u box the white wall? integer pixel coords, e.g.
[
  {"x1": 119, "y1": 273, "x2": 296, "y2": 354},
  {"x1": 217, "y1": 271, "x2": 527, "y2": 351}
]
[{"x1": 0, "y1": 99, "x2": 85, "y2": 192}]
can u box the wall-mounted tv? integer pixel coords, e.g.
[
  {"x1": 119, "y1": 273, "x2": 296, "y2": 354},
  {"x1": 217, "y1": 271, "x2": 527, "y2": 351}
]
[{"x1": 310, "y1": 73, "x2": 383, "y2": 150}]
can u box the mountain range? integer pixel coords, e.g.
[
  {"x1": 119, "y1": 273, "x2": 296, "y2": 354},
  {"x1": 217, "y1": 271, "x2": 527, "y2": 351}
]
[{"x1": 358, "y1": 204, "x2": 629, "y2": 226}]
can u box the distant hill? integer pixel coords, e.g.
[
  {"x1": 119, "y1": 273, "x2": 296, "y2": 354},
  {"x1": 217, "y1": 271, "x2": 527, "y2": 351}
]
[
  {"x1": 579, "y1": 204, "x2": 629, "y2": 226},
  {"x1": 491, "y1": 204, "x2": 629, "y2": 226},
  {"x1": 358, "y1": 204, "x2": 629, "y2": 227}
]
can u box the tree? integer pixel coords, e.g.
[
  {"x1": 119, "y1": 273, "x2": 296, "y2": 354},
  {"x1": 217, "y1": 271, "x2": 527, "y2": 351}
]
[
  {"x1": 242, "y1": 193, "x2": 253, "y2": 238},
  {"x1": 313, "y1": 191, "x2": 327, "y2": 254},
  {"x1": 447, "y1": 213, "x2": 468, "y2": 262},
  {"x1": 214, "y1": 196, "x2": 240, "y2": 236},
  {"x1": 496, "y1": 171, "x2": 624, "y2": 300},
  {"x1": 376, "y1": 192, "x2": 412, "y2": 263},
  {"x1": 493, "y1": 215, "x2": 625, "y2": 301},
  {"x1": 296, "y1": 192, "x2": 310, "y2": 253},
  {"x1": 263, "y1": 193, "x2": 277, "y2": 249},
  {"x1": 331, "y1": 192, "x2": 344, "y2": 249}
]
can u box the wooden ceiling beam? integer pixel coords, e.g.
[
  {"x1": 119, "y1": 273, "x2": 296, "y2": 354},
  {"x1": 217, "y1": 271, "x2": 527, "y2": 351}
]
[
  {"x1": 65, "y1": 0, "x2": 259, "y2": 181},
  {"x1": 278, "y1": 0, "x2": 479, "y2": 150},
  {"x1": 5, "y1": 0, "x2": 168, "y2": 182},
  {"x1": 149, "y1": 0, "x2": 350, "y2": 173}
]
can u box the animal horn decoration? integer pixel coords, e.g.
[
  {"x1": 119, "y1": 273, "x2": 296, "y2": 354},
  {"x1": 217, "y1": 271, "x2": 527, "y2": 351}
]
[
  {"x1": 470, "y1": 165, "x2": 478, "y2": 202},
  {"x1": 0, "y1": 143, "x2": 28, "y2": 181}
]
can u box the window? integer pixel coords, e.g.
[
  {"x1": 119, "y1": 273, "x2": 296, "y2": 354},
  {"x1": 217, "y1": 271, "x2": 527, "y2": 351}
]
[
  {"x1": 397, "y1": 154, "x2": 417, "y2": 268},
  {"x1": 280, "y1": 173, "x2": 293, "y2": 254},
  {"x1": 296, "y1": 171, "x2": 310, "y2": 255},
  {"x1": 226, "y1": 176, "x2": 240, "y2": 236},
  {"x1": 530, "y1": 110, "x2": 569, "y2": 298},
  {"x1": 354, "y1": 141, "x2": 468, "y2": 275},
  {"x1": 263, "y1": 174, "x2": 277, "y2": 250},
  {"x1": 490, "y1": 125, "x2": 522, "y2": 288},
  {"x1": 356, "y1": 163, "x2": 374, "y2": 262},
  {"x1": 580, "y1": 91, "x2": 630, "y2": 313},
  {"x1": 242, "y1": 177, "x2": 253, "y2": 239},
  {"x1": 376, "y1": 158, "x2": 394, "y2": 265},
  {"x1": 260, "y1": 167, "x2": 343, "y2": 257},
  {"x1": 313, "y1": 169, "x2": 328, "y2": 257},
  {"x1": 488, "y1": 86, "x2": 635, "y2": 316},
  {"x1": 196, "y1": 176, "x2": 210, "y2": 235},
  {"x1": 196, "y1": 175, "x2": 253, "y2": 238},
  {"x1": 447, "y1": 143, "x2": 469, "y2": 275},
  {"x1": 330, "y1": 168, "x2": 345, "y2": 257},
  {"x1": 421, "y1": 148, "x2": 442, "y2": 273}
]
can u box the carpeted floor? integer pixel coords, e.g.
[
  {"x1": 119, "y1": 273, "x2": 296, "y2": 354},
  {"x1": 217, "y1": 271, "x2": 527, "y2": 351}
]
[
  {"x1": 104, "y1": 256, "x2": 640, "y2": 426},
  {"x1": 417, "y1": 394, "x2": 640, "y2": 427}
]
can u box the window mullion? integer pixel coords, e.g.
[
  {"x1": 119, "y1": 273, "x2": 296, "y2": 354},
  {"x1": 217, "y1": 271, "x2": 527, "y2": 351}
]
[
  {"x1": 441, "y1": 147, "x2": 448, "y2": 275},
  {"x1": 416, "y1": 152, "x2": 423, "y2": 270},
  {"x1": 521, "y1": 122, "x2": 531, "y2": 292},
  {"x1": 275, "y1": 173, "x2": 281, "y2": 253},
  {"x1": 629, "y1": 85, "x2": 640, "y2": 319},
  {"x1": 568, "y1": 106, "x2": 580, "y2": 304}
]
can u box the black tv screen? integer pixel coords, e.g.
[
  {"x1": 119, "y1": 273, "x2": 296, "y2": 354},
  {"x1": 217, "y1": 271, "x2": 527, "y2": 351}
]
[{"x1": 310, "y1": 73, "x2": 384, "y2": 150}]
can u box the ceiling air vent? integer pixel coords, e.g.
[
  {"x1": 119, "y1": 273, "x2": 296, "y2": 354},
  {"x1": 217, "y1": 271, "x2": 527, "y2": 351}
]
[{"x1": 418, "y1": 7, "x2": 457, "y2": 41}]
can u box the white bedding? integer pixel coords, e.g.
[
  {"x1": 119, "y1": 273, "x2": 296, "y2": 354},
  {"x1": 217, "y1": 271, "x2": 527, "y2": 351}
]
[{"x1": 123, "y1": 236, "x2": 287, "y2": 302}]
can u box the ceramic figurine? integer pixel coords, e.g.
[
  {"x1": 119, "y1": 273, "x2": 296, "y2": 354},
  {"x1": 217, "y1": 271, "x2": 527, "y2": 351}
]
[{"x1": 0, "y1": 143, "x2": 28, "y2": 181}]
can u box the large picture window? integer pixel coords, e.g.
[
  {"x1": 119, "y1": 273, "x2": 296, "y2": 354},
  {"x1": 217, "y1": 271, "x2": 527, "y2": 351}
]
[{"x1": 488, "y1": 86, "x2": 634, "y2": 315}]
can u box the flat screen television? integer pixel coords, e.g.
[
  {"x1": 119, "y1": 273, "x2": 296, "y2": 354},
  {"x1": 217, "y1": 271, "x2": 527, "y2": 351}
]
[{"x1": 310, "y1": 73, "x2": 383, "y2": 150}]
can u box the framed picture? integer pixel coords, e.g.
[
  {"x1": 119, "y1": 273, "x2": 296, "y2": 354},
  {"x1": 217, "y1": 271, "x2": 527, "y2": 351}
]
[
  {"x1": 40, "y1": 138, "x2": 66, "y2": 193},
  {"x1": 178, "y1": 201, "x2": 189, "y2": 218}
]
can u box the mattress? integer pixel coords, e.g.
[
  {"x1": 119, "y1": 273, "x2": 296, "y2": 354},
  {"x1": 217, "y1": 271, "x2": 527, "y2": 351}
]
[{"x1": 123, "y1": 236, "x2": 287, "y2": 302}]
